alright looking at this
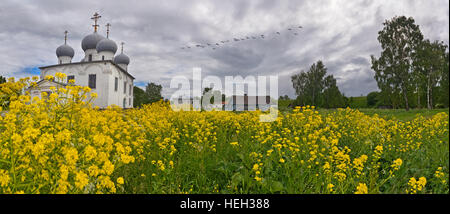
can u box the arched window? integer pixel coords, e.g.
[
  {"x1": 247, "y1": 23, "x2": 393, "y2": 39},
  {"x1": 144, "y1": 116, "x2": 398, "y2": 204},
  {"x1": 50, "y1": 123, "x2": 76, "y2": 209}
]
[
  {"x1": 123, "y1": 98, "x2": 126, "y2": 108},
  {"x1": 89, "y1": 54, "x2": 92, "y2": 62},
  {"x1": 102, "y1": 56, "x2": 105, "y2": 61}
]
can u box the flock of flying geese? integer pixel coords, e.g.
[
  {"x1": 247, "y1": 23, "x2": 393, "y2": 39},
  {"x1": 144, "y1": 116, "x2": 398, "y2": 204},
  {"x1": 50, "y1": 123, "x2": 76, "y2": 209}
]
[{"x1": 180, "y1": 25, "x2": 303, "y2": 50}]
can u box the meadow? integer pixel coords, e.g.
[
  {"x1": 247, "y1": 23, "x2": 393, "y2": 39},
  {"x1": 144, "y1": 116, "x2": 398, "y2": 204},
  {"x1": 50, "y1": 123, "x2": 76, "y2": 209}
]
[{"x1": 0, "y1": 75, "x2": 448, "y2": 194}]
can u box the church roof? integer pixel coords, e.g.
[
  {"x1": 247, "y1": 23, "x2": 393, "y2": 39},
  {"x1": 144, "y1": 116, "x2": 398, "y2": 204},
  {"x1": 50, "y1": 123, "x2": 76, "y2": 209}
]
[
  {"x1": 114, "y1": 53, "x2": 130, "y2": 65},
  {"x1": 81, "y1": 32, "x2": 105, "y2": 51},
  {"x1": 39, "y1": 60, "x2": 135, "y2": 80},
  {"x1": 56, "y1": 44, "x2": 75, "y2": 58},
  {"x1": 96, "y1": 38, "x2": 118, "y2": 53}
]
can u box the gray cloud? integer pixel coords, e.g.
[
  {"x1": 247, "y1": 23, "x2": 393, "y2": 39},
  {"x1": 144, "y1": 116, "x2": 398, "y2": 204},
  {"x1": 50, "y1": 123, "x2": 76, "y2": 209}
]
[{"x1": 0, "y1": 0, "x2": 448, "y2": 98}]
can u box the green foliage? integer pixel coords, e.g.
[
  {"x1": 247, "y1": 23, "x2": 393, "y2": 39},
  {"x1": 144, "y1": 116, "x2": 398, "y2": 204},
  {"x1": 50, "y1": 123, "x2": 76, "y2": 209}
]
[
  {"x1": 348, "y1": 96, "x2": 367, "y2": 108},
  {"x1": 413, "y1": 39, "x2": 448, "y2": 109},
  {"x1": 438, "y1": 52, "x2": 449, "y2": 107},
  {"x1": 366, "y1": 92, "x2": 380, "y2": 107},
  {"x1": 0, "y1": 76, "x2": 6, "y2": 84},
  {"x1": 354, "y1": 108, "x2": 449, "y2": 122},
  {"x1": 279, "y1": 95, "x2": 289, "y2": 100},
  {"x1": 133, "y1": 82, "x2": 163, "y2": 108},
  {"x1": 278, "y1": 99, "x2": 293, "y2": 112},
  {"x1": 133, "y1": 86, "x2": 147, "y2": 108},
  {"x1": 322, "y1": 75, "x2": 346, "y2": 108},
  {"x1": 371, "y1": 16, "x2": 424, "y2": 111},
  {"x1": 371, "y1": 15, "x2": 448, "y2": 110},
  {"x1": 202, "y1": 89, "x2": 222, "y2": 105},
  {"x1": 145, "y1": 82, "x2": 163, "y2": 103}
]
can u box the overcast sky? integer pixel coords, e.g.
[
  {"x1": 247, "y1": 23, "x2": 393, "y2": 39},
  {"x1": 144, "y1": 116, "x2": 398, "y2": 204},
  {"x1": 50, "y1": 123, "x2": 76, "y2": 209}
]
[{"x1": 0, "y1": 0, "x2": 448, "y2": 98}]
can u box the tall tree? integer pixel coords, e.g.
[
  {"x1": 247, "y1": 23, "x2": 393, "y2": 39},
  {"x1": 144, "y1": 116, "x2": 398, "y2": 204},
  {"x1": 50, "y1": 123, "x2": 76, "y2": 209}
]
[
  {"x1": 133, "y1": 86, "x2": 148, "y2": 108},
  {"x1": 366, "y1": 91, "x2": 380, "y2": 107},
  {"x1": 322, "y1": 75, "x2": 345, "y2": 108},
  {"x1": 307, "y1": 61, "x2": 327, "y2": 106},
  {"x1": 413, "y1": 40, "x2": 447, "y2": 109},
  {"x1": 439, "y1": 51, "x2": 449, "y2": 107},
  {"x1": 371, "y1": 16, "x2": 424, "y2": 111},
  {"x1": 292, "y1": 61, "x2": 344, "y2": 108},
  {"x1": 291, "y1": 71, "x2": 308, "y2": 106}
]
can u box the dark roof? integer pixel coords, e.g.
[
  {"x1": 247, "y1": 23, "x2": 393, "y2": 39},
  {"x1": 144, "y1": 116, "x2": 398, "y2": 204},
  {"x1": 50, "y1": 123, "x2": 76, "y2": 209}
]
[
  {"x1": 35, "y1": 79, "x2": 68, "y2": 86},
  {"x1": 39, "y1": 60, "x2": 135, "y2": 80}
]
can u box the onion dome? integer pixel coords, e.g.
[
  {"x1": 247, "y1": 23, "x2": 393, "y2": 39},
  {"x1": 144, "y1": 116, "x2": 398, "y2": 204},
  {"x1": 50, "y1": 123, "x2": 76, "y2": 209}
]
[
  {"x1": 96, "y1": 38, "x2": 118, "y2": 53},
  {"x1": 56, "y1": 44, "x2": 74, "y2": 58},
  {"x1": 81, "y1": 33, "x2": 105, "y2": 51},
  {"x1": 113, "y1": 53, "x2": 130, "y2": 65}
]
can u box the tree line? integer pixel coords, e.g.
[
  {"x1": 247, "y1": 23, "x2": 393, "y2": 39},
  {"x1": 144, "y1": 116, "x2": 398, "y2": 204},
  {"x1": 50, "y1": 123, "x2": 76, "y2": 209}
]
[
  {"x1": 371, "y1": 16, "x2": 448, "y2": 110},
  {"x1": 291, "y1": 60, "x2": 347, "y2": 108},
  {"x1": 133, "y1": 82, "x2": 163, "y2": 108},
  {"x1": 290, "y1": 15, "x2": 449, "y2": 110}
]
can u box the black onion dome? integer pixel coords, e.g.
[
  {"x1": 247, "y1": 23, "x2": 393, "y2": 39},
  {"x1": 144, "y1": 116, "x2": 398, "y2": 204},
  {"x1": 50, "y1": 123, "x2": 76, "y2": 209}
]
[
  {"x1": 114, "y1": 53, "x2": 130, "y2": 65},
  {"x1": 56, "y1": 44, "x2": 75, "y2": 58},
  {"x1": 96, "y1": 38, "x2": 118, "y2": 53},
  {"x1": 81, "y1": 33, "x2": 105, "y2": 51}
]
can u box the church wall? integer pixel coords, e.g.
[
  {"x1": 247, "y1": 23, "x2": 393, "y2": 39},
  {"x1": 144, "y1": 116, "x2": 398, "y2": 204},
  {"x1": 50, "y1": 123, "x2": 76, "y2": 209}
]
[
  {"x1": 84, "y1": 49, "x2": 101, "y2": 61},
  {"x1": 40, "y1": 63, "x2": 110, "y2": 108},
  {"x1": 39, "y1": 61, "x2": 133, "y2": 109},
  {"x1": 98, "y1": 51, "x2": 115, "y2": 61},
  {"x1": 58, "y1": 56, "x2": 72, "y2": 64},
  {"x1": 107, "y1": 66, "x2": 134, "y2": 108}
]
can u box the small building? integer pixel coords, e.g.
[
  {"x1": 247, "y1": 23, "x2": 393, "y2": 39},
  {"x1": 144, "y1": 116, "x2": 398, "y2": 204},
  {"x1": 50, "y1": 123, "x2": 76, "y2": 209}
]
[{"x1": 224, "y1": 94, "x2": 272, "y2": 111}]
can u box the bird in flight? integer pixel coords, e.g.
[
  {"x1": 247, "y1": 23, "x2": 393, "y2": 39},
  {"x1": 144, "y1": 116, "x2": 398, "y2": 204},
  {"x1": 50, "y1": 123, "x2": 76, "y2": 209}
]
[{"x1": 180, "y1": 24, "x2": 303, "y2": 51}]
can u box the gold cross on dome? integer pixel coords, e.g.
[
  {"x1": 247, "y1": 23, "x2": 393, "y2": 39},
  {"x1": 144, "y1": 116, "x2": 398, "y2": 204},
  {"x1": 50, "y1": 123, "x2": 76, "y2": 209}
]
[{"x1": 91, "y1": 12, "x2": 102, "y2": 32}]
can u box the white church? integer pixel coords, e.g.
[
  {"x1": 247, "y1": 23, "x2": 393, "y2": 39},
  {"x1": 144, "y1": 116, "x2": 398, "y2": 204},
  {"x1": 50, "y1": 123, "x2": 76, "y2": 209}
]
[{"x1": 29, "y1": 12, "x2": 134, "y2": 108}]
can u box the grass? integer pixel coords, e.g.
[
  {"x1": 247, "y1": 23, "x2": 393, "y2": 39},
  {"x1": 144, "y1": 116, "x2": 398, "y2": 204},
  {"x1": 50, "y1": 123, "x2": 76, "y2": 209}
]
[
  {"x1": 348, "y1": 96, "x2": 367, "y2": 108},
  {"x1": 350, "y1": 108, "x2": 449, "y2": 121},
  {"x1": 299, "y1": 107, "x2": 449, "y2": 122}
]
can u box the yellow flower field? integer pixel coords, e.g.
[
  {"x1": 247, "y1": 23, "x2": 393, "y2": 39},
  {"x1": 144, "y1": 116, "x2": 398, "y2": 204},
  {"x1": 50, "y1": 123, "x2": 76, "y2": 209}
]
[{"x1": 0, "y1": 75, "x2": 449, "y2": 194}]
